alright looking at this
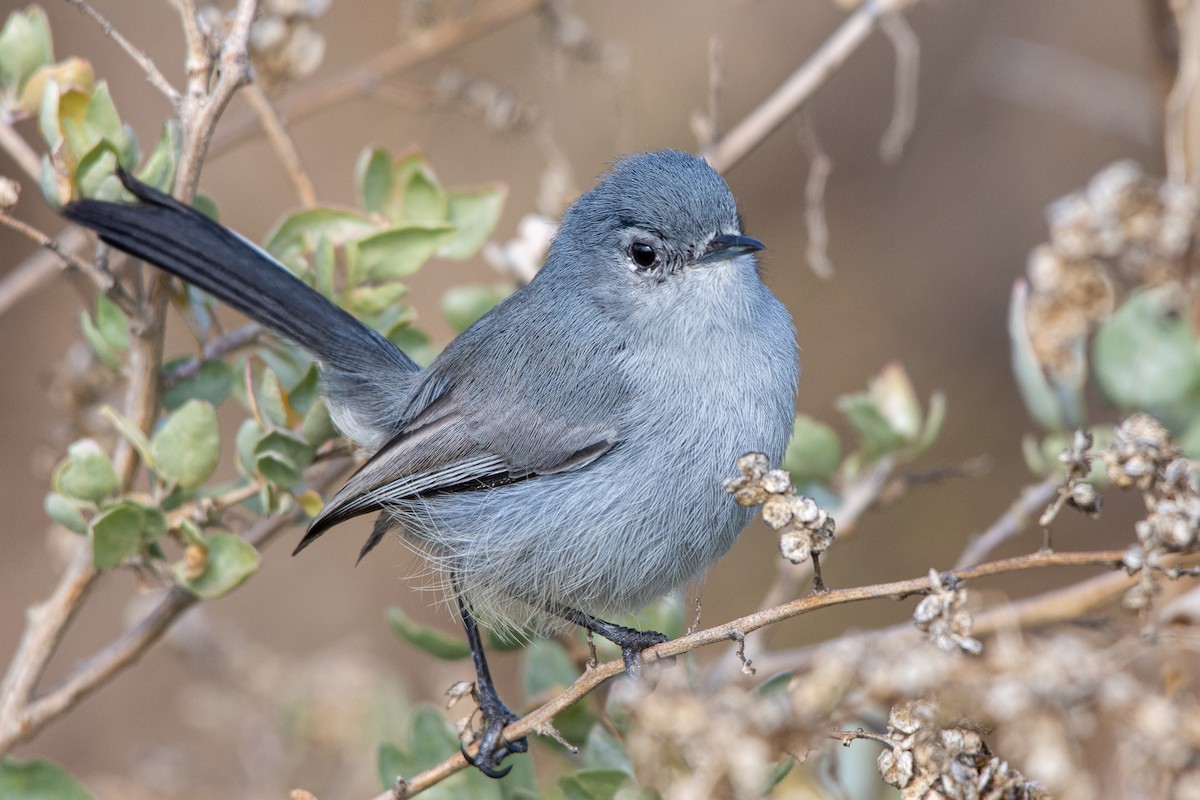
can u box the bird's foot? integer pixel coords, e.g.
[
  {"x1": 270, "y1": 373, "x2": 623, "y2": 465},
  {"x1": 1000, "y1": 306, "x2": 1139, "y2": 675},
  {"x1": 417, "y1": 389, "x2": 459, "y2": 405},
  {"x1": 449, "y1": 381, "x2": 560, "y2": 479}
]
[{"x1": 461, "y1": 692, "x2": 527, "y2": 778}]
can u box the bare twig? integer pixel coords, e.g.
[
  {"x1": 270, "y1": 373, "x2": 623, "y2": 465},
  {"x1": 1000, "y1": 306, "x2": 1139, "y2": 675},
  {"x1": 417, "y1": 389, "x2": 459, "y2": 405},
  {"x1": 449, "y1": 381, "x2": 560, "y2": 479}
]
[
  {"x1": 242, "y1": 84, "x2": 317, "y2": 207},
  {"x1": 209, "y1": 0, "x2": 544, "y2": 158},
  {"x1": 64, "y1": 0, "x2": 181, "y2": 104},
  {"x1": 0, "y1": 207, "x2": 137, "y2": 315},
  {"x1": 878, "y1": 10, "x2": 919, "y2": 163},
  {"x1": 704, "y1": 0, "x2": 920, "y2": 174},
  {"x1": 954, "y1": 478, "x2": 1060, "y2": 570},
  {"x1": 1166, "y1": 0, "x2": 1200, "y2": 185},
  {"x1": 0, "y1": 120, "x2": 41, "y2": 180},
  {"x1": 798, "y1": 118, "x2": 834, "y2": 279},
  {"x1": 161, "y1": 322, "x2": 263, "y2": 388},
  {"x1": 380, "y1": 547, "x2": 1129, "y2": 799}
]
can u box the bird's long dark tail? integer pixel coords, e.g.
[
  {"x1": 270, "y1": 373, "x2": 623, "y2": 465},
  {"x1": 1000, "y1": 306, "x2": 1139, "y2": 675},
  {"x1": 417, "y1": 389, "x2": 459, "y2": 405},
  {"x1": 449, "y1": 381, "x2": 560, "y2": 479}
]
[{"x1": 62, "y1": 169, "x2": 417, "y2": 379}]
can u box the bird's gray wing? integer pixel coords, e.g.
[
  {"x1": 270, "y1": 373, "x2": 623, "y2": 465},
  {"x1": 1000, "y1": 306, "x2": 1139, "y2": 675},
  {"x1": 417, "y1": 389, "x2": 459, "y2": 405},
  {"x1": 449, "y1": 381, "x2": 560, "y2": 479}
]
[{"x1": 293, "y1": 386, "x2": 620, "y2": 558}]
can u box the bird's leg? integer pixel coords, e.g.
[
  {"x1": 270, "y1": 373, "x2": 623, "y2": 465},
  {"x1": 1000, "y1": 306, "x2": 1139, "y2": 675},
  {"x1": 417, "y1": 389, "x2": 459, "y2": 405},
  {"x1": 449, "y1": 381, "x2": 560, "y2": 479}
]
[
  {"x1": 457, "y1": 595, "x2": 527, "y2": 778},
  {"x1": 558, "y1": 608, "x2": 670, "y2": 679}
]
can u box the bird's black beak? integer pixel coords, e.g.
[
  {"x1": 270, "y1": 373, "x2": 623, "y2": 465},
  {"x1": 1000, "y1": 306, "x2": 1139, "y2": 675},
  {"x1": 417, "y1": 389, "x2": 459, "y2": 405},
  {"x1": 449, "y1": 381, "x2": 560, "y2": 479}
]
[{"x1": 695, "y1": 233, "x2": 765, "y2": 265}]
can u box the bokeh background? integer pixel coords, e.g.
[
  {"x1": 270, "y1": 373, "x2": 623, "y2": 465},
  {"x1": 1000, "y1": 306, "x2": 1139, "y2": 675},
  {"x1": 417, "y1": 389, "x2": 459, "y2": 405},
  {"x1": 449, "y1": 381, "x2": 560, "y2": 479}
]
[{"x1": 0, "y1": 0, "x2": 1170, "y2": 796}]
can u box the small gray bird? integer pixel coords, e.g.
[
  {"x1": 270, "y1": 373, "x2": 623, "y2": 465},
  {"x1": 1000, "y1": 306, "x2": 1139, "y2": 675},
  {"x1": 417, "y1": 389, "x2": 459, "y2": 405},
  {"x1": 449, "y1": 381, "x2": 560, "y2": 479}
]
[{"x1": 63, "y1": 150, "x2": 799, "y2": 776}]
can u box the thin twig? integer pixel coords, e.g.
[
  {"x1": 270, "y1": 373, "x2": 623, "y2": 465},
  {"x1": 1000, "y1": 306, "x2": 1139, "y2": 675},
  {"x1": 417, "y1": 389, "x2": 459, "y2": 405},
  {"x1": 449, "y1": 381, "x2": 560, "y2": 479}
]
[
  {"x1": 0, "y1": 207, "x2": 137, "y2": 315},
  {"x1": 241, "y1": 84, "x2": 318, "y2": 207},
  {"x1": 64, "y1": 0, "x2": 181, "y2": 104},
  {"x1": 0, "y1": 119, "x2": 41, "y2": 180},
  {"x1": 704, "y1": 0, "x2": 920, "y2": 173},
  {"x1": 380, "y1": 548, "x2": 1129, "y2": 799},
  {"x1": 878, "y1": 10, "x2": 919, "y2": 164},
  {"x1": 1166, "y1": 0, "x2": 1200, "y2": 186},
  {"x1": 798, "y1": 117, "x2": 834, "y2": 279},
  {"x1": 208, "y1": 0, "x2": 544, "y2": 157},
  {"x1": 161, "y1": 322, "x2": 263, "y2": 388}
]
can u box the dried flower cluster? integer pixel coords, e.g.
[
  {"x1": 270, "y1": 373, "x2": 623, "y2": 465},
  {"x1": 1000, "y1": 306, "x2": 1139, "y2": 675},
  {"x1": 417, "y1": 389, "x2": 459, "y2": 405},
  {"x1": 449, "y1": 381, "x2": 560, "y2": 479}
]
[
  {"x1": 434, "y1": 68, "x2": 536, "y2": 133},
  {"x1": 619, "y1": 616, "x2": 1200, "y2": 800},
  {"x1": 1023, "y1": 160, "x2": 1199, "y2": 379},
  {"x1": 912, "y1": 570, "x2": 982, "y2": 655},
  {"x1": 203, "y1": 0, "x2": 328, "y2": 90},
  {"x1": 877, "y1": 700, "x2": 1045, "y2": 799},
  {"x1": 1099, "y1": 413, "x2": 1200, "y2": 610},
  {"x1": 724, "y1": 452, "x2": 836, "y2": 569}
]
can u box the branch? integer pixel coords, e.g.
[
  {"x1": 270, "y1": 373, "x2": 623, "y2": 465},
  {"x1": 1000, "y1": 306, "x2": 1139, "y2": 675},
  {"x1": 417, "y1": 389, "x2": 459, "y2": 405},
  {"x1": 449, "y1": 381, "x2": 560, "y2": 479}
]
[
  {"x1": 703, "y1": 0, "x2": 920, "y2": 173},
  {"x1": 0, "y1": 206, "x2": 137, "y2": 316},
  {"x1": 242, "y1": 84, "x2": 317, "y2": 207},
  {"x1": 208, "y1": 0, "x2": 544, "y2": 157},
  {"x1": 63, "y1": 0, "x2": 180, "y2": 104},
  {"x1": 378, "y1": 548, "x2": 1129, "y2": 799},
  {"x1": 0, "y1": 460, "x2": 350, "y2": 757}
]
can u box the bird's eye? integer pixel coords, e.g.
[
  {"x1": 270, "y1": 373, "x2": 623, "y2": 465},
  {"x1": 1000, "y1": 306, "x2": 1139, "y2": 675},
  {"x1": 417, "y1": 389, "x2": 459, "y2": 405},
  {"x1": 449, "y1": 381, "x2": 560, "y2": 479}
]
[{"x1": 630, "y1": 242, "x2": 658, "y2": 269}]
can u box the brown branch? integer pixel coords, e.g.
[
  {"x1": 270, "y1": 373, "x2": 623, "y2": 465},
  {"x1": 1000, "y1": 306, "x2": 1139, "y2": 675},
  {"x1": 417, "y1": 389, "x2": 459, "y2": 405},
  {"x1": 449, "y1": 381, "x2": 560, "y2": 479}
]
[
  {"x1": 878, "y1": 9, "x2": 919, "y2": 163},
  {"x1": 242, "y1": 84, "x2": 317, "y2": 207},
  {"x1": 63, "y1": 0, "x2": 181, "y2": 104},
  {"x1": 379, "y1": 548, "x2": 1128, "y2": 799},
  {"x1": 0, "y1": 207, "x2": 138, "y2": 316},
  {"x1": 208, "y1": 0, "x2": 544, "y2": 158},
  {"x1": 161, "y1": 322, "x2": 263, "y2": 388},
  {"x1": 703, "y1": 0, "x2": 920, "y2": 174}
]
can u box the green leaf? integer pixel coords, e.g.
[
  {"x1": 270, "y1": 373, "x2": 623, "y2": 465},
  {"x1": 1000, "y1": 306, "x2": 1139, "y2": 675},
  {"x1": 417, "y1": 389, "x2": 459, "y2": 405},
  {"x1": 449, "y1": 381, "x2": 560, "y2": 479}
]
[
  {"x1": 441, "y1": 185, "x2": 506, "y2": 260},
  {"x1": 313, "y1": 232, "x2": 335, "y2": 297},
  {"x1": 191, "y1": 193, "x2": 219, "y2": 221},
  {"x1": 74, "y1": 141, "x2": 118, "y2": 198},
  {"x1": 38, "y1": 77, "x2": 61, "y2": 151},
  {"x1": 441, "y1": 284, "x2": 510, "y2": 333},
  {"x1": 838, "y1": 392, "x2": 905, "y2": 457},
  {"x1": 582, "y1": 726, "x2": 634, "y2": 775},
  {"x1": 387, "y1": 607, "x2": 471, "y2": 660},
  {"x1": 559, "y1": 769, "x2": 630, "y2": 800},
  {"x1": 94, "y1": 293, "x2": 129, "y2": 351},
  {"x1": 253, "y1": 428, "x2": 314, "y2": 487},
  {"x1": 83, "y1": 81, "x2": 120, "y2": 142},
  {"x1": 150, "y1": 399, "x2": 220, "y2": 490},
  {"x1": 100, "y1": 405, "x2": 154, "y2": 468},
  {"x1": 356, "y1": 146, "x2": 393, "y2": 216},
  {"x1": 173, "y1": 533, "x2": 260, "y2": 598},
  {"x1": 136, "y1": 119, "x2": 181, "y2": 191},
  {"x1": 409, "y1": 706, "x2": 461, "y2": 768},
  {"x1": 89, "y1": 499, "x2": 166, "y2": 569},
  {"x1": 39, "y1": 153, "x2": 68, "y2": 208},
  {"x1": 79, "y1": 307, "x2": 120, "y2": 370},
  {"x1": 54, "y1": 438, "x2": 118, "y2": 501},
  {"x1": 288, "y1": 364, "x2": 321, "y2": 415},
  {"x1": 300, "y1": 398, "x2": 337, "y2": 446},
  {"x1": 0, "y1": 758, "x2": 93, "y2": 800},
  {"x1": 255, "y1": 368, "x2": 288, "y2": 427},
  {"x1": 391, "y1": 154, "x2": 446, "y2": 224},
  {"x1": 1094, "y1": 286, "x2": 1199, "y2": 410},
  {"x1": 523, "y1": 637, "x2": 577, "y2": 698},
  {"x1": 0, "y1": 7, "x2": 54, "y2": 90},
  {"x1": 44, "y1": 492, "x2": 89, "y2": 534},
  {"x1": 162, "y1": 359, "x2": 235, "y2": 411},
  {"x1": 235, "y1": 418, "x2": 264, "y2": 475},
  {"x1": 782, "y1": 415, "x2": 841, "y2": 484},
  {"x1": 264, "y1": 207, "x2": 374, "y2": 260},
  {"x1": 347, "y1": 282, "x2": 410, "y2": 317},
  {"x1": 357, "y1": 224, "x2": 455, "y2": 280},
  {"x1": 377, "y1": 742, "x2": 415, "y2": 792}
]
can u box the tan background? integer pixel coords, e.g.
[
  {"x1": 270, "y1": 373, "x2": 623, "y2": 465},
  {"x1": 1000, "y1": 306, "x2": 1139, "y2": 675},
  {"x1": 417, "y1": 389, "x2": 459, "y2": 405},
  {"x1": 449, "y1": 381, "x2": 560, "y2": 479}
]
[{"x1": 0, "y1": 1, "x2": 1163, "y2": 796}]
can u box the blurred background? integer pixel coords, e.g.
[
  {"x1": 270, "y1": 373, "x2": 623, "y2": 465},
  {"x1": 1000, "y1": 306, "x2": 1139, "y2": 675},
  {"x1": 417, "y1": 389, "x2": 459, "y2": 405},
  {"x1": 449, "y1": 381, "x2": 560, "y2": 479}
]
[{"x1": 0, "y1": 0, "x2": 1170, "y2": 796}]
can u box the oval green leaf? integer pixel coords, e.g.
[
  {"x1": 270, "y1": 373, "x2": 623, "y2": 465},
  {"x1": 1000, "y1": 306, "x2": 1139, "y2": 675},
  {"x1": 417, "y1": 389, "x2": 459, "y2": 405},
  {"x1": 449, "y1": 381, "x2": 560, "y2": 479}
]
[{"x1": 150, "y1": 399, "x2": 220, "y2": 490}]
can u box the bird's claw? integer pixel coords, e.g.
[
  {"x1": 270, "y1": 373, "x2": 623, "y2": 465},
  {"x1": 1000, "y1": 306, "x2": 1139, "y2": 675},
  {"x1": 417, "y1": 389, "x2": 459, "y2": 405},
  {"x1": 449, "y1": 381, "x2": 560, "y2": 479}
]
[
  {"x1": 618, "y1": 629, "x2": 670, "y2": 679},
  {"x1": 462, "y1": 706, "x2": 527, "y2": 778}
]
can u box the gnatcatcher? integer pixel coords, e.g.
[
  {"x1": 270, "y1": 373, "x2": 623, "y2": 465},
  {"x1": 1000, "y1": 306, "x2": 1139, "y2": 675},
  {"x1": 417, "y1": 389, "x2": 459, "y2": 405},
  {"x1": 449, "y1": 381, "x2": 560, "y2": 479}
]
[{"x1": 63, "y1": 150, "x2": 799, "y2": 776}]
